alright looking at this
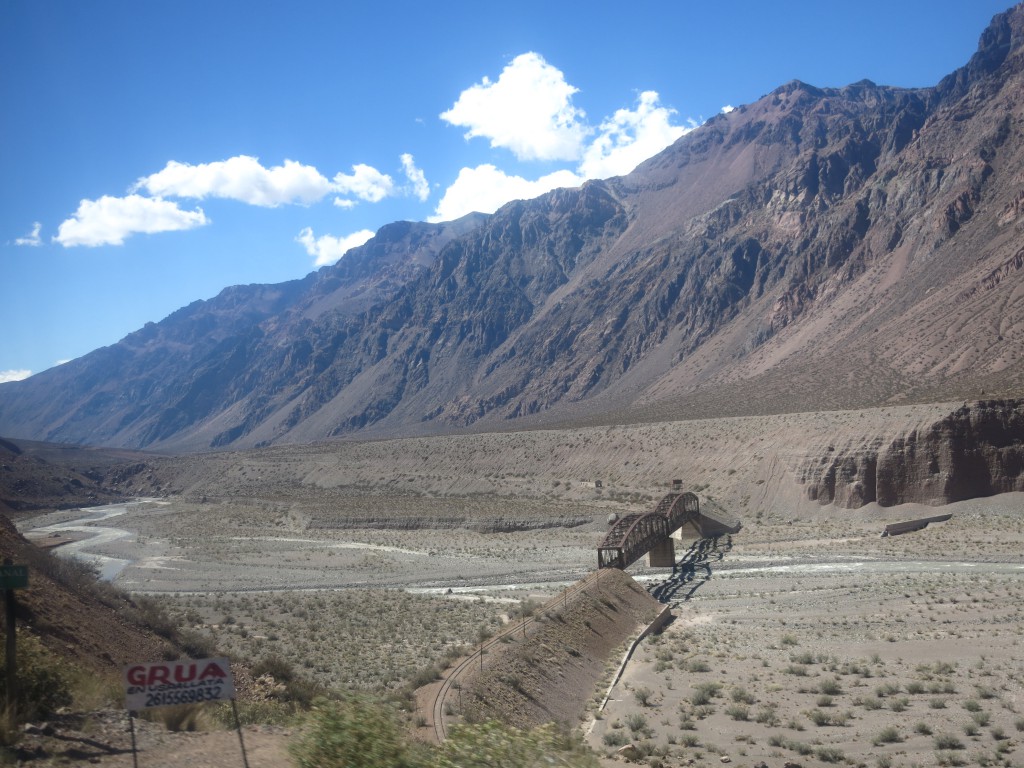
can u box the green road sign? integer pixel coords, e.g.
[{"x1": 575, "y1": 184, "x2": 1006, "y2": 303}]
[{"x1": 0, "y1": 566, "x2": 27, "y2": 590}]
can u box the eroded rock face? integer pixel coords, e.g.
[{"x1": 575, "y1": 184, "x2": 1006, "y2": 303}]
[{"x1": 799, "y1": 400, "x2": 1024, "y2": 507}]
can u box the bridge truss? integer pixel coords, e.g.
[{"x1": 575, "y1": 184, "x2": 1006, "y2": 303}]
[{"x1": 597, "y1": 491, "x2": 701, "y2": 570}]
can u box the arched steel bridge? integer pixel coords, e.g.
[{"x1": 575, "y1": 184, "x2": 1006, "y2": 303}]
[{"x1": 597, "y1": 491, "x2": 741, "y2": 570}]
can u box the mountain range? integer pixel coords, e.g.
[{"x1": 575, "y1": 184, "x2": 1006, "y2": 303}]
[{"x1": 3, "y1": 4, "x2": 1024, "y2": 453}]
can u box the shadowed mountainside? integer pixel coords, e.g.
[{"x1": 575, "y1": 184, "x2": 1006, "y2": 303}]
[{"x1": 2, "y1": 6, "x2": 1024, "y2": 452}]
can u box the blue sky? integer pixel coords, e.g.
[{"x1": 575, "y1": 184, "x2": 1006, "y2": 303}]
[{"x1": 1, "y1": 0, "x2": 1014, "y2": 382}]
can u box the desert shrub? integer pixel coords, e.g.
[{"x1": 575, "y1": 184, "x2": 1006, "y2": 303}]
[
  {"x1": 625, "y1": 712, "x2": 647, "y2": 732},
  {"x1": 0, "y1": 630, "x2": 74, "y2": 728},
  {"x1": 818, "y1": 678, "x2": 842, "y2": 696},
  {"x1": 290, "y1": 695, "x2": 418, "y2": 768},
  {"x1": 730, "y1": 686, "x2": 755, "y2": 704},
  {"x1": 934, "y1": 733, "x2": 965, "y2": 750},
  {"x1": 724, "y1": 704, "x2": 749, "y2": 721},
  {"x1": 807, "y1": 708, "x2": 849, "y2": 727},
  {"x1": 807, "y1": 709, "x2": 831, "y2": 726},
  {"x1": 603, "y1": 730, "x2": 628, "y2": 747},
  {"x1": 132, "y1": 596, "x2": 179, "y2": 640},
  {"x1": 633, "y1": 686, "x2": 654, "y2": 707},
  {"x1": 211, "y1": 699, "x2": 296, "y2": 727},
  {"x1": 874, "y1": 726, "x2": 901, "y2": 745},
  {"x1": 433, "y1": 721, "x2": 598, "y2": 768},
  {"x1": 754, "y1": 705, "x2": 779, "y2": 726},
  {"x1": 690, "y1": 682, "x2": 721, "y2": 706},
  {"x1": 252, "y1": 654, "x2": 296, "y2": 683},
  {"x1": 411, "y1": 664, "x2": 443, "y2": 689},
  {"x1": 816, "y1": 746, "x2": 845, "y2": 763},
  {"x1": 176, "y1": 629, "x2": 217, "y2": 659}
]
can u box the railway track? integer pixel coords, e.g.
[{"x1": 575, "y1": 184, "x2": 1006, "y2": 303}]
[{"x1": 430, "y1": 569, "x2": 607, "y2": 743}]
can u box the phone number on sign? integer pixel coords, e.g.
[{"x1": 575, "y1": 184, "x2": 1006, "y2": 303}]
[{"x1": 144, "y1": 686, "x2": 224, "y2": 708}]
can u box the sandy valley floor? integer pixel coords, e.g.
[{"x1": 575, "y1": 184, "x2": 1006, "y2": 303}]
[{"x1": 18, "y1": 490, "x2": 1024, "y2": 767}]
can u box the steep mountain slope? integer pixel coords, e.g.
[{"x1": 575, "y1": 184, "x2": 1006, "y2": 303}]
[{"x1": 2, "y1": 5, "x2": 1024, "y2": 451}]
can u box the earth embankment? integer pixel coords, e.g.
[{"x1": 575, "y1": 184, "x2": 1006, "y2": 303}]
[{"x1": 459, "y1": 568, "x2": 661, "y2": 730}]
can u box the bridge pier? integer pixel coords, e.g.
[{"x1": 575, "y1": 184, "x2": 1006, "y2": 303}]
[{"x1": 648, "y1": 536, "x2": 675, "y2": 568}]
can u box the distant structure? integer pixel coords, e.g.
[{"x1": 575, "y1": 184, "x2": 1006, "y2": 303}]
[
  {"x1": 597, "y1": 489, "x2": 741, "y2": 570},
  {"x1": 881, "y1": 514, "x2": 952, "y2": 537}
]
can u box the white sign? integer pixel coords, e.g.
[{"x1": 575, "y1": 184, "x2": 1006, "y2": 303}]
[{"x1": 122, "y1": 657, "x2": 235, "y2": 710}]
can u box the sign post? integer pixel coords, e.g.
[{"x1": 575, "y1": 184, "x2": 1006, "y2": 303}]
[
  {"x1": 122, "y1": 657, "x2": 248, "y2": 768},
  {"x1": 1, "y1": 561, "x2": 28, "y2": 731}
]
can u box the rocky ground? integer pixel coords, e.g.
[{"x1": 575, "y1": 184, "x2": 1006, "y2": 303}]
[{"x1": 8, "y1": 487, "x2": 1023, "y2": 767}]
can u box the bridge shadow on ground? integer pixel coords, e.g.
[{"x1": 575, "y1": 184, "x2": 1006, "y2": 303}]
[{"x1": 649, "y1": 535, "x2": 732, "y2": 605}]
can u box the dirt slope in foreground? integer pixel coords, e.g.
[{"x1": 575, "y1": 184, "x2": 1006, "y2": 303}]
[{"x1": 0, "y1": 515, "x2": 176, "y2": 673}]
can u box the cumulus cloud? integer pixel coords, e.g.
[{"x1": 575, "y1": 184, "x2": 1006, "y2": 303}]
[
  {"x1": 15, "y1": 222, "x2": 42, "y2": 246},
  {"x1": 721, "y1": 104, "x2": 735, "y2": 114},
  {"x1": 135, "y1": 156, "x2": 333, "y2": 207},
  {"x1": 332, "y1": 164, "x2": 395, "y2": 205},
  {"x1": 54, "y1": 195, "x2": 209, "y2": 247},
  {"x1": 401, "y1": 154, "x2": 429, "y2": 202},
  {"x1": 429, "y1": 165, "x2": 581, "y2": 222},
  {"x1": 296, "y1": 227, "x2": 375, "y2": 267},
  {"x1": 578, "y1": 91, "x2": 690, "y2": 180},
  {"x1": 433, "y1": 56, "x2": 695, "y2": 222},
  {"x1": 432, "y1": 90, "x2": 691, "y2": 221},
  {"x1": 0, "y1": 370, "x2": 31, "y2": 383},
  {"x1": 441, "y1": 52, "x2": 589, "y2": 162}
]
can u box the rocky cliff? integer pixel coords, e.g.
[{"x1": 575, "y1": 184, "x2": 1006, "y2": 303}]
[{"x1": 798, "y1": 400, "x2": 1024, "y2": 507}]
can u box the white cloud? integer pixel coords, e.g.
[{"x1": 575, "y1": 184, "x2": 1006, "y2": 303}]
[
  {"x1": 721, "y1": 104, "x2": 735, "y2": 114},
  {"x1": 135, "y1": 156, "x2": 333, "y2": 207},
  {"x1": 15, "y1": 222, "x2": 42, "y2": 246},
  {"x1": 401, "y1": 154, "x2": 429, "y2": 202},
  {"x1": 441, "y1": 52, "x2": 589, "y2": 162},
  {"x1": 296, "y1": 227, "x2": 375, "y2": 267},
  {"x1": 578, "y1": 91, "x2": 690, "y2": 180},
  {"x1": 430, "y1": 165, "x2": 581, "y2": 222},
  {"x1": 54, "y1": 195, "x2": 208, "y2": 247},
  {"x1": 0, "y1": 369, "x2": 31, "y2": 383},
  {"x1": 433, "y1": 57, "x2": 696, "y2": 222},
  {"x1": 332, "y1": 164, "x2": 394, "y2": 204}
]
